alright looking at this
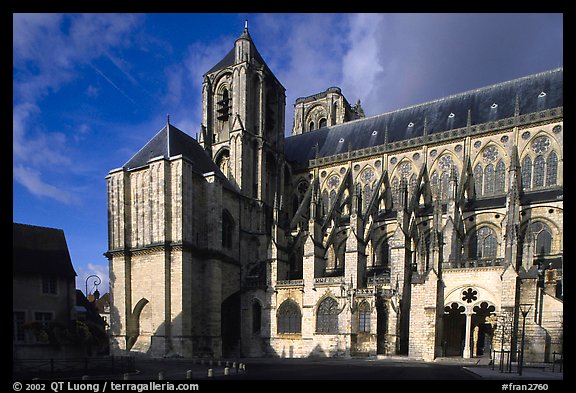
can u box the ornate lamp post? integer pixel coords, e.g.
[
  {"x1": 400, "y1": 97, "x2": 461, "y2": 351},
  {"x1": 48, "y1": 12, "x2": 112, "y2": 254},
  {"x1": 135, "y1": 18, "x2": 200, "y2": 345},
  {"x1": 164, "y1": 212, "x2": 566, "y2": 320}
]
[
  {"x1": 85, "y1": 274, "x2": 101, "y2": 302},
  {"x1": 518, "y1": 304, "x2": 532, "y2": 376}
]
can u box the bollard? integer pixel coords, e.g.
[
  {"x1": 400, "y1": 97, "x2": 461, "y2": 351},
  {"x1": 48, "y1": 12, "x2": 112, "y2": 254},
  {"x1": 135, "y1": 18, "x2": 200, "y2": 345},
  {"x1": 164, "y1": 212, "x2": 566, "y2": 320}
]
[
  {"x1": 158, "y1": 371, "x2": 164, "y2": 380},
  {"x1": 123, "y1": 373, "x2": 130, "y2": 380},
  {"x1": 207, "y1": 368, "x2": 213, "y2": 378},
  {"x1": 225, "y1": 361, "x2": 230, "y2": 367},
  {"x1": 209, "y1": 360, "x2": 213, "y2": 366},
  {"x1": 232, "y1": 362, "x2": 236, "y2": 369},
  {"x1": 186, "y1": 369, "x2": 193, "y2": 380},
  {"x1": 217, "y1": 360, "x2": 222, "y2": 366},
  {"x1": 224, "y1": 367, "x2": 229, "y2": 376}
]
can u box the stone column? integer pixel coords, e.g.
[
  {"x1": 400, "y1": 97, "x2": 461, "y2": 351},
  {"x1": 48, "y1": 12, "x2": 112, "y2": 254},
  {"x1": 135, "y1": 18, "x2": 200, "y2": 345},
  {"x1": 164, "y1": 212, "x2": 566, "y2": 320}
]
[{"x1": 463, "y1": 310, "x2": 473, "y2": 358}]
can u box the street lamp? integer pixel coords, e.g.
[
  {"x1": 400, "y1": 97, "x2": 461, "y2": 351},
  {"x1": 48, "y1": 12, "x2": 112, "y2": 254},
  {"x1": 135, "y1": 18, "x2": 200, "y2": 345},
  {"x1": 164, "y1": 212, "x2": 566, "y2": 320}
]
[
  {"x1": 518, "y1": 304, "x2": 532, "y2": 376},
  {"x1": 85, "y1": 274, "x2": 101, "y2": 302}
]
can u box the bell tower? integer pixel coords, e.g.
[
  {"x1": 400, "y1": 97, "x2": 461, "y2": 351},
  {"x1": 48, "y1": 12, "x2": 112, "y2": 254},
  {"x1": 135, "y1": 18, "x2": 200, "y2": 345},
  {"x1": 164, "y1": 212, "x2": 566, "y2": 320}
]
[{"x1": 199, "y1": 21, "x2": 286, "y2": 205}]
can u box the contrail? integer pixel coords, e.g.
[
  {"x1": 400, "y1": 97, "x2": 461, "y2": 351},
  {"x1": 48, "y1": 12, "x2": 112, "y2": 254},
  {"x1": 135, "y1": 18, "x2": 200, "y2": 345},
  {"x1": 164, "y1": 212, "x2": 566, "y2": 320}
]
[{"x1": 88, "y1": 62, "x2": 137, "y2": 105}]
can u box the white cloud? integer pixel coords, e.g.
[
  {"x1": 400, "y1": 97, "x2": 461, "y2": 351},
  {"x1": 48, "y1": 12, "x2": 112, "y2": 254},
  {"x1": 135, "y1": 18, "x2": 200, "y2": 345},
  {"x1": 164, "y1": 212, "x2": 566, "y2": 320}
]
[
  {"x1": 13, "y1": 165, "x2": 79, "y2": 205},
  {"x1": 76, "y1": 263, "x2": 110, "y2": 296},
  {"x1": 13, "y1": 13, "x2": 144, "y2": 204}
]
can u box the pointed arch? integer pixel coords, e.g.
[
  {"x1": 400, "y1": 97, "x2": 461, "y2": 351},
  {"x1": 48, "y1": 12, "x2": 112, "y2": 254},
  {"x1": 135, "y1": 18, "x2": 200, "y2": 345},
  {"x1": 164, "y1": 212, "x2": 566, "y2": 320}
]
[
  {"x1": 277, "y1": 299, "x2": 302, "y2": 334},
  {"x1": 546, "y1": 151, "x2": 558, "y2": 187},
  {"x1": 316, "y1": 297, "x2": 339, "y2": 333},
  {"x1": 521, "y1": 155, "x2": 532, "y2": 189},
  {"x1": 495, "y1": 160, "x2": 506, "y2": 194},
  {"x1": 533, "y1": 155, "x2": 545, "y2": 187}
]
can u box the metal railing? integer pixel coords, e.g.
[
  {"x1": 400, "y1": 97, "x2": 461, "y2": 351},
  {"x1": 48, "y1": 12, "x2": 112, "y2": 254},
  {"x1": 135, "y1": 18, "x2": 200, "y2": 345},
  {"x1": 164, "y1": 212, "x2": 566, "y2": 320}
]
[{"x1": 491, "y1": 350, "x2": 563, "y2": 374}]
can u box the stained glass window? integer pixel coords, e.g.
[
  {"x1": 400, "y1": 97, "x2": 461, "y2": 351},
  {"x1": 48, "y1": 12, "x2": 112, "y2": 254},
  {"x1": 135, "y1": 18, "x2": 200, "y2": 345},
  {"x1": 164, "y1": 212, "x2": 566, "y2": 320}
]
[
  {"x1": 521, "y1": 156, "x2": 532, "y2": 190},
  {"x1": 410, "y1": 173, "x2": 418, "y2": 203},
  {"x1": 484, "y1": 164, "x2": 495, "y2": 195},
  {"x1": 316, "y1": 297, "x2": 339, "y2": 333},
  {"x1": 391, "y1": 177, "x2": 399, "y2": 208},
  {"x1": 378, "y1": 238, "x2": 390, "y2": 268},
  {"x1": 329, "y1": 190, "x2": 337, "y2": 211},
  {"x1": 430, "y1": 171, "x2": 439, "y2": 199},
  {"x1": 277, "y1": 300, "x2": 302, "y2": 334},
  {"x1": 358, "y1": 301, "x2": 371, "y2": 333},
  {"x1": 474, "y1": 164, "x2": 483, "y2": 197},
  {"x1": 440, "y1": 171, "x2": 449, "y2": 201},
  {"x1": 495, "y1": 160, "x2": 506, "y2": 194},
  {"x1": 469, "y1": 226, "x2": 498, "y2": 259},
  {"x1": 546, "y1": 151, "x2": 558, "y2": 187},
  {"x1": 531, "y1": 221, "x2": 553, "y2": 256},
  {"x1": 363, "y1": 183, "x2": 373, "y2": 214},
  {"x1": 322, "y1": 190, "x2": 329, "y2": 217},
  {"x1": 533, "y1": 155, "x2": 545, "y2": 187}
]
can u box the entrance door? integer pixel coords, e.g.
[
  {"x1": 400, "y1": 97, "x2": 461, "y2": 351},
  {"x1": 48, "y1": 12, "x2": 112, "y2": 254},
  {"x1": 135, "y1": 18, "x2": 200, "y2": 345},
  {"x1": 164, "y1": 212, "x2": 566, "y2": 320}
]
[
  {"x1": 443, "y1": 303, "x2": 466, "y2": 356},
  {"x1": 472, "y1": 302, "x2": 496, "y2": 357},
  {"x1": 376, "y1": 297, "x2": 387, "y2": 354},
  {"x1": 221, "y1": 291, "x2": 241, "y2": 357}
]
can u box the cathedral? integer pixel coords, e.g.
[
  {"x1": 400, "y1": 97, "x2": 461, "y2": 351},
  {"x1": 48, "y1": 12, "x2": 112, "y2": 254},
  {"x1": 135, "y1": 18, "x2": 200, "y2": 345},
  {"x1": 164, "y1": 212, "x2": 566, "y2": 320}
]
[{"x1": 106, "y1": 24, "x2": 563, "y2": 362}]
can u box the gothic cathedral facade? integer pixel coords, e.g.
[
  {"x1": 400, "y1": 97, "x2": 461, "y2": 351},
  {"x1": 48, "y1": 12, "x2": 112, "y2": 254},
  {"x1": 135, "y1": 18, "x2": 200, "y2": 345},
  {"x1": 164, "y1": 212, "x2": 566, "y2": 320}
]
[{"x1": 106, "y1": 25, "x2": 563, "y2": 362}]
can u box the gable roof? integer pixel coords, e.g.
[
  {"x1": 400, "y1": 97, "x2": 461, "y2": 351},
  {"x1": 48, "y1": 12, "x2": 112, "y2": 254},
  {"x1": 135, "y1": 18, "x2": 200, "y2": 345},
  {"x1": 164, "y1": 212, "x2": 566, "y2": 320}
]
[
  {"x1": 13, "y1": 223, "x2": 77, "y2": 278},
  {"x1": 122, "y1": 123, "x2": 234, "y2": 189},
  {"x1": 284, "y1": 68, "x2": 563, "y2": 166}
]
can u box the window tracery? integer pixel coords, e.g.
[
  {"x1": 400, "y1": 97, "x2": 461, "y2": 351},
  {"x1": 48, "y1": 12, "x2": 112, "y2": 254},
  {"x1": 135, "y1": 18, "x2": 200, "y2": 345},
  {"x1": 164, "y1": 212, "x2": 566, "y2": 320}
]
[
  {"x1": 316, "y1": 297, "x2": 339, "y2": 333},
  {"x1": 277, "y1": 300, "x2": 302, "y2": 334}
]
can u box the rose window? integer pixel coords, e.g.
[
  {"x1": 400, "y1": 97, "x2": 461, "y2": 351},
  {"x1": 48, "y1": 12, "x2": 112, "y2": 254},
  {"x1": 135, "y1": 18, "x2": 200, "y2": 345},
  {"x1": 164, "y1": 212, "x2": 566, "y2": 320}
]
[
  {"x1": 531, "y1": 136, "x2": 550, "y2": 154},
  {"x1": 361, "y1": 168, "x2": 374, "y2": 184},
  {"x1": 462, "y1": 288, "x2": 478, "y2": 304},
  {"x1": 482, "y1": 146, "x2": 498, "y2": 163},
  {"x1": 439, "y1": 155, "x2": 453, "y2": 172},
  {"x1": 327, "y1": 175, "x2": 340, "y2": 189}
]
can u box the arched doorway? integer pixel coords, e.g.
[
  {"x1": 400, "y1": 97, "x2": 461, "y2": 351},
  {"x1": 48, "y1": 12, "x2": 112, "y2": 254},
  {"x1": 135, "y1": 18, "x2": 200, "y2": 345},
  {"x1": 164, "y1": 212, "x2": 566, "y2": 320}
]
[
  {"x1": 221, "y1": 291, "x2": 241, "y2": 357},
  {"x1": 443, "y1": 302, "x2": 466, "y2": 356},
  {"x1": 376, "y1": 297, "x2": 387, "y2": 354},
  {"x1": 471, "y1": 302, "x2": 496, "y2": 357}
]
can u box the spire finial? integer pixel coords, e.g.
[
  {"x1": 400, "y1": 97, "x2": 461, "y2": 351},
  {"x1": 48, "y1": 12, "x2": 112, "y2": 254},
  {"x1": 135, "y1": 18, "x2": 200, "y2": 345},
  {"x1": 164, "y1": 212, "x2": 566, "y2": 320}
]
[
  {"x1": 245, "y1": 19, "x2": 248, "y2": 30},
  {"x1": 167, "y1": 114, "x2": 170, "y2": 125}
]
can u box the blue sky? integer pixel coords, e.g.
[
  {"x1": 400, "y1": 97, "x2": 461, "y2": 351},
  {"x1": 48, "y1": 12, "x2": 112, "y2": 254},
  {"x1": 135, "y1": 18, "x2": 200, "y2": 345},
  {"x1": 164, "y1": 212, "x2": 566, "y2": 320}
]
[{"x1": 12, "y1": 13, "x2": 563, "y2": 294}]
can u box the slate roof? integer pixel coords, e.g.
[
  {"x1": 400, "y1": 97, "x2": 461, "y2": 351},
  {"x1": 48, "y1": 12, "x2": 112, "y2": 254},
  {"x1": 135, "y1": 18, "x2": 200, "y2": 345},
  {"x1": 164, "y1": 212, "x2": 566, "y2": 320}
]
[
  {"x1": 284, "y1": 68, "x2": 563, "y2": 166},
  {"x1": 13, "y1": 223, "x2": 77, "y2": 278},
  {"x1": 122, "y1": 123, "x2": 234, "y2": 189},
  {"x1": 204, "y1": 28, "x2": 267, "y2": 76}
]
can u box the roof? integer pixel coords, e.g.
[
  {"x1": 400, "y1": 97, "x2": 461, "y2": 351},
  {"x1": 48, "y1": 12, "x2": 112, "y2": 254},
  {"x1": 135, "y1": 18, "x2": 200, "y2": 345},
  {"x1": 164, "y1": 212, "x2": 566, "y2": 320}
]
[
  {"x1": 204, "y1": 26, "x2": 267, "y2": 76},
  {"x1": 13, "y1": 223, "x2": 77, "y2": 278},
  {"x1": 284, "y1": 68, "x2": 563, "y2": 165},
  {"x1": 122, "y1": 123, "x2": 234, "y2": 189}
]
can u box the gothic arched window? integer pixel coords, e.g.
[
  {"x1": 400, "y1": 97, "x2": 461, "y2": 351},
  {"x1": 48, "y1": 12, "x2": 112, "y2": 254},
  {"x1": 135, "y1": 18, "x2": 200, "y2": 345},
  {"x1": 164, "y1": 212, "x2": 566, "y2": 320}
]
[
  {"x1": 318, "y1": 118, "x2": 327, "y2": 128},
  {"x1": 531, "y1": 221, "x2": 553, "y2": 256},
  {"x1": 391, "y1": 177, "x2": 399, "y2": 208},
  {"x1": 484, "y1": 163, "x2": 495, "y2": 195},
  {"x1": 377, "y1": 238, "x2": 390, "y2": 268},
  {"x1": 409, "y1": 173, "x2": 418, "y2": 203},
  {"x1": 316, "y1": 297, "x2": 339, "y2": 333},
  {"x1": 474, "y1": 164, "x2": 483, "y2": 197},
  {"x1": 252, "y1": 301, "x2": 262, "y2": 334},
  {"x1": 277, "y1": 300, "x2": 302, "y2": 334},
  {"x1": 363, "y1": 183, "x2": 373, "y2": 214},
  {"x1": 358, "y1": 301, "x2": 371, "y2": 333},
  {"x1": 521, "y1": 156, "x2": 532, "y2": 190},
  {"x1": 440, "y1": 171, "x2": 450, "y2": 201},
  {"x1": 430, "y1": 171, "x2": 439, "y2": 200},
  {"x1": 533, "y1": 155, "x2": 545, "y2": 188},
  {"x1": 469, "y1": 226, "x2": 498, "y2": 259},
  {"x1": 495, "y1": 160, "x2": 506, "y2": 194},
  {"x1": 546, "y1": 151, "x2": 558, "y2": 187},
  {"x1": 309, "y1": 121, "x2": 315, "y2": 131}
]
